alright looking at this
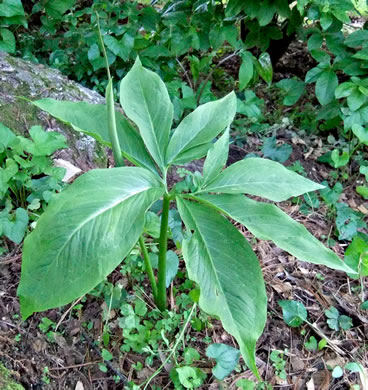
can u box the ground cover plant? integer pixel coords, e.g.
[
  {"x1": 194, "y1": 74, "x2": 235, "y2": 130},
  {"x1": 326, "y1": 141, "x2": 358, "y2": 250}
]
[{"x1": 16, "y1": 58, "x2": 360, "y2": 386}]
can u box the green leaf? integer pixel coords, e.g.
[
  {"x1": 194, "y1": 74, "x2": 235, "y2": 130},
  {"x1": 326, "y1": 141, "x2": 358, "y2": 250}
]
[
  {"x1": 101, "y1": 349, "x2": 113, "y2": 361},
  {"x1": 17, "y1": 167, "x2": 164, "y2": 320},
  {"x1": 336, "y1": 202, "x2": 366, "y2": 241},
  {"x1": 315, "y1": 69, "x2": 338, "y2": 105},
  {"x1": 120, "y1": 57, "x2": 173, "y2": 170},
  {"x1": 0, "y1": 208, "x2": 28, "y2": 244},
  {"x1": 261, "y1": 136, "x2": 292, "y2": 162},
  {"x1": 331, "y1": 149, "x2": 350, "y2": 168},
  {"x1": 332, "y1": 366, "x2": 343, "y2": 378},
  {"x1": 347, "y1": 89, "x2": 367, "y2": 111},
  {"x1": 32, "y1": 99, "x2": 157, "y2": 173},
  {"x1": 256, "y1": 52, "x2": 273, "y2": 85},
  {"x1": 0, "y1": 0, "x2": 24, "y2": 17},
  {"x1": 304, "y1": 336, "x2": 318, "y2": 351},
  {"x1": 325, "y1": 306, "x2": 340, "y2": 331},
  {"x1": 356, "y1": 185, "x2": 368, "y2": 199},
  {"x1": 184, "y1": 347, "x2": 200, "y2": 365},
  {"x1": 361, "y1": 301, "x2": 368, "y2": 310},
  {"x1": 0, "y1": 122, "x2": 16, "y2": 149},
  {"x1": 236, "y1": 379, "x2": 255, "y2": 390},
  {"x1": 352, "y1": 124, "x2": 368, "y2": 145},
  {"x1": 335, "y1": 82, "x2": 356, "y2": 99},
  {"x1": 166, "y1": 92, "x2": 236, "y2": 165},
  {"x1": 21, "y1": 126, "x2": 67, "y2": 156},
  {"x1": 195, "y1": 194, "x2": 356, "y2": 274},
  {"x1": 202, "y1": 128, "x2": 229, "y2": 187},
  {"x1": 206, "y1": 343, "x2": 240, "y2": 380},
  {"x1": 176, "y1": 366, "x2": 205, "y2": 388},
  {"x1": 44, "y1": 0, "x2": 75, "y2": 18},
  {"x1": 177, "y1": 198, "x2": 267, "y2": 377},
  {"x1": 320, "y1": 13, "x2": 333, "y2": 30},
  {"x1": 276, "y1": 78, "x2": 305, "y2": 106},
  {"x1": 166, "y1": 250, "x2": 179, "y2": 287},
  {"x1": 0, "y1": 28, "x2": 15, "y2": 53},
  {"x1": 279, "y1": 300, "x2": 307, "y2": 327},
  {"x1": 200, "y1": 158, "x2": 324, "y2": 202},
  {"x1": 345, "y1": 30, "x2": 368, "y2": 48},
  {"x1": 239, "y1": 52, "x2": 254, "y2": 90},
  {"x1": 308, "y1": 33, "x2": 323, "y2": 51},
  {"x1": 344, "y1": 236, "x2": 368, "y2": 277}
]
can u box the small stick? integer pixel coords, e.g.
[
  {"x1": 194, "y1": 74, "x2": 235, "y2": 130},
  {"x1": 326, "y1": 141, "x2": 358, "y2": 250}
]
[
  {"x1": 49, "y1": 361, "x2": 100, "y2": 371},
  {"x1": 81, "y1": 330, "x2": 128, "y2": 384}
]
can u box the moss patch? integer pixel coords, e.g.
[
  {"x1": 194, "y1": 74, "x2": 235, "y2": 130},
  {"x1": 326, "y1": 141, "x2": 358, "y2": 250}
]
[{"x1": 0, "y1": 362, "x2": 25, "y2": 390}]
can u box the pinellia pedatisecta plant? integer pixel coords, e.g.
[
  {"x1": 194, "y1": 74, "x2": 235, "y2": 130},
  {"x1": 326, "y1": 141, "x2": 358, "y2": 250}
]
[{"x1": 17, "y1": 57, "x2": 357, "y2": 378}]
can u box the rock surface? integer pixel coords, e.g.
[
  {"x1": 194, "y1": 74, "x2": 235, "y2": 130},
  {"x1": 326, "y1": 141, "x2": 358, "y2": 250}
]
[{"x1": 0, "y1": 51, "x2": 108, "y2": 170}]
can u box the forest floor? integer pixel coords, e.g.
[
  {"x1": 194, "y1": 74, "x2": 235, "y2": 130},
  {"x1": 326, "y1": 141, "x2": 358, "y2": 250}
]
[{"x1": 0, "y1": 42, "x2": 367, "y2": 390}]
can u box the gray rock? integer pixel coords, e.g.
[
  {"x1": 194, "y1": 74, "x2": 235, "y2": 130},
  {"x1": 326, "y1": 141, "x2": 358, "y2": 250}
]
[{"x1": 0, "y1": 51, "x2": 108, "y2": 170}]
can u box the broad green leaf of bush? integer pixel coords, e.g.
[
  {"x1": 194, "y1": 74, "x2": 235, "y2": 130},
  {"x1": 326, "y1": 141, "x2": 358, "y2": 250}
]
[
  {"x1": 44, "y1": 0, "x2": 76, "y2": 18},
  {"x1": 120, "y1": 57, "x2": 173, "y2": 171},
  {"x1": 0, "y1": 28, "x2": 15, "y2": 53},
  {"x1": 32, "y1": 99, "x2": 156, "y2": 173},
  {"x1": 261, "y1": 136, "x2": 292, "y2": 163},
  {"x1": 177, "y1": 198, "x2": 267, "y2": 377},
  {"x1": 0, "y1": 0, "x2": 24, "y2": 18},
  {"x1": 195, "y1": 194, "x2": 357, "y2": 275},
  {"x1": 17, "y1": 167, "x2": 164, "y2": 320},
  {"x1": 20, "y1": 126, "x2": 67, "y2": 156},
  {"x1": 352, "y1": 124, "x2": 368, "y2": 145},
  {"x1": 239, "y1": 52, "x2": 254, "y2": 90},
  {"x1": 276, "y1": 78, "x2": 305, "y2": 106},
  {"x1": 0, "y1": 207, "x2": 28, "y2": 244},
  {"x1": 279, "y1": 300, "x2": 307, "y2": 327},
  {"x1": 344, "y1": 236, "x2": 368, "y2": 278},
  {"x1": 256, "y1": 52, "x2": 273, "y2": 85},
  {"x1": 0, "y1": 122, "x2": 16, "y2": 150},
  {"x1": 315, "y1": 69, "x2": 338, "y2": 105},
  {"x1": 166, "y1": 92, "x2": 236, "y2": 165},
  {"x1": 199, "y1": 158, "x2": 324, "y2": 202},
  {"x1": 202, "y1": 128, "x2": 229, "y2": 187},
  {"x1": 206, "y1": 343, "x2": 240, "y2": 380}
]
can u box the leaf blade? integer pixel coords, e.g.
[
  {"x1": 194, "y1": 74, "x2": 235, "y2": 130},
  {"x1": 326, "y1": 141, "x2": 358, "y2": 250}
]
[
  {"x1": 119, "y1": 57, "x2": 173, "y2": 170},
  {"x1": 200, "y1": 158, "x2": 324, "y2": 202},
  {"x1": 17, "y1": 167, "x2": 164, "y2": 319},
  {"x1": 177, "y1": 198, "x2": 267, "y2": 376}
]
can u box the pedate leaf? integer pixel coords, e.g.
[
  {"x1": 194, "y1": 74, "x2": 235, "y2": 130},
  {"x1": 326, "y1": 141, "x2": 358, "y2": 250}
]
[
  {"x1": 199, "y1": 158, "x2": 324, "y2": 202},
  {"x1": 17, "y1": 167, "x2": 164, "y2": 320},
  {"x1": 177, "y1": 198, "x2": 267, "y2": 377}
]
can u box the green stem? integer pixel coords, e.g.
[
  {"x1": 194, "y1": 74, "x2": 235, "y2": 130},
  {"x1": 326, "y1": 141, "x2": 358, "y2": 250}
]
[
  {"x1": 96, "y1": 11, "x2": 124, "y2": 167},
  {"x1": 139, "y1": 236, "x2": 158, "y2": 300},
  {"x1": 156, "y1": 193, "x2": 170, "y2": 311}
]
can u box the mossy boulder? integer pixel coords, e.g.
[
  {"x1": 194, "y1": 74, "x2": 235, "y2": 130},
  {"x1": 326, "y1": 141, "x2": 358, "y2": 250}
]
[
  {"x1": 0, "y1": 362, "x2": 25, "y2": 390},
  {"x1": 0, "y1": 51, "x2": 108, "y2": 170}
]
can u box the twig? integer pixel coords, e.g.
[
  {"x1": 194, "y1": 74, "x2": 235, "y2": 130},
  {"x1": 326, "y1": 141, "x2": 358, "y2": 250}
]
[
  {"x1": 81, "y1": 330, "x2": 128, "y2": 384},
  {"x1": 196, "y1": 50, "x2": 241, "y2": 104},
  {"x1": 55, "y1": 296, "x2": 84, "y2": 332},
  {"x1": 176, "y1": 58, "x2": 193, "y2": 89},
  {"x1": 49, "y1": 361, "x2": 100, "y2": 371}
]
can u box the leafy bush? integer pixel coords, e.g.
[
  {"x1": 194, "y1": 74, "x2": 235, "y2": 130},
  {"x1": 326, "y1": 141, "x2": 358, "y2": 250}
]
[
  {"x1": 17, "y1": 59, "x2": 356, "y2": 378},
  {"x1": 0, "y1": 123, "x2": 66, "y2": 251}
]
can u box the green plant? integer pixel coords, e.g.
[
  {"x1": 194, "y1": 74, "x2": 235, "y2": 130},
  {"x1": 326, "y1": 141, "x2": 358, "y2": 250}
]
[
  {"x1": 17, "y1": 58, "x2": 357, "y2": 380},
  {"x1": 0, "y1": 123, "x2": 67, "y2": 248},
  {"x1": 324, "y1": 306, "x2": 353, "y2": 331},
  {"x1": 0, "y1": 0, "x2": 26, "y2": 53},
  {"x1": 270, "y1": 350, "x2": 287, "y2": 380}
]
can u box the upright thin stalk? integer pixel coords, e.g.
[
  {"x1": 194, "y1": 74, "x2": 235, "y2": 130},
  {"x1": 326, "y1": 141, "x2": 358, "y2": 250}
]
[
  {"x1": 96, "y1": 12, "x2": 124, "y2": 167},
  {"x1": 156, "y1": 194, "x2": 170, "y2": 311},
  {"x1": 139, "y1": 236, "x2": 158, "y2": 300}
]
